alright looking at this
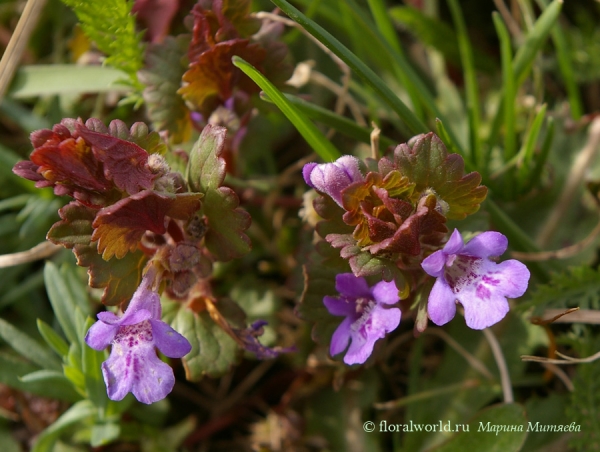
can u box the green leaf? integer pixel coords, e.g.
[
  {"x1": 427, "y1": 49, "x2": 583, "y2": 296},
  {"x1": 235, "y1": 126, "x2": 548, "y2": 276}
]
[
  {"x1": 0, "y1": 317, "x2": 61, "y2": 370},
  {"x1": 163, "y1": 300, "x2": 243, "y2": 380},
  {"x1": 60, "y1": 0, "x2": 145, "y2": 90},
  {"x1": 431, "y1": 403, "x2": 528, "y2": 452},
  {"x1": 233, "y1": 56, "x2": 341, "y2": 162},
  {"x1": 391, "y1": 133, "x2": 487, "y2": 220},
  {"x1": 297, "y1": 254, "x2": 342, "y2": 346},
  {"x1": 187, "y1": 125, "x2": 227, "y2": 193},
  {"x1": 260, "y1": 92, "x2": 396, "y2": 149},
  {"x1": 47, "y1": 202, "x2": 96, "y2": 249},
  {"x1": 187, "y1": 125, "x2": 251, "y2": 261},
  {"x1": 75, "y1": 246, "x2": 147, "y2": 306},
  {"x1": 565, "y1": 332, "x2": 600, "y2": 450},
  {"x1": 44, "y1": 262, "x2": 84, "y2": 344},
  {"x1": 140, "y1": 416, "x2": 196, "y2": 451},
  {"x1": 32, "y1": 400, "x2": 96, "y2": 452},
  {"x1": 0, "y1": 424, "x2": 21, "y2": 452},
  {"x1": 7, "y1": 65, "x2": 129, "y2": 99},
  {"x1": 90, "y1": 423, "x2": 120, "y2": 447},
  {"x1": 270, "y1": 0, "x2": 428, "y2": 135},
  {"x1": 37, "y1": 319, "x2": 70, "y2": 357},
  {"x1": 202, "y1": 187, "x2": 251, "y2": 261},
  {"x1": 138, "y1": 36, "x2": 192, "y2": 144},
  {"x1": 522, "y1": 394, "x2": 569, "y2": 451},
  {"x1": 0, "y1": 352, "x2": 80, "y2": 402},
  {"x1": 518, "y1": 265, "x2": 600, "y2": 313}
]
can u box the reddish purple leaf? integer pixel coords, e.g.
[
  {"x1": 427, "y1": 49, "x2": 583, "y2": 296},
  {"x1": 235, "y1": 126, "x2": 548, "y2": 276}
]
[
  {"x1": 76, "y1": 123, "x2": 155, "y2": 195},
  {"x1": 92, "y1": 190, "x2": 202, "y2": 260}
]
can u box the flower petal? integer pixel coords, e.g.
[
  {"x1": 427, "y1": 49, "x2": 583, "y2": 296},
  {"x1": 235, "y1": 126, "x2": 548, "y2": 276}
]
[
  {"x1": 492, "y1": 259, "x2": 530, "y2": 298},
  {"x1": 458, "y1": 289, "x2": 510, "y2": 330},
  {"x1": 370, "y1": 280, "x2": 400, "y2": 305},
  {"x1": 116, "y1": 309, "x2": 152, "y2": 327},
  {"x1": 462, "y1": 231, "x2": 508, "y2": 258},
  {"x1": 443, "y1": 229, "x2": 464, "y2": 255},
  {"x1": 343, "y1": 333, "x2": 376, "y2": 365},
  {"x1": 323, "y1": 295, "x2": 355, "y2": 316},
  {"x1": 344, "y1": 305, "x2": 400, "y2": 365},
  {"x1": 97, "y1": 311, "x2": 120, "y2": 324},
  {"x1": 335, "y1": 273, "x2": 371, "y2": 299},
  {"x1": 330, "y1": 316, "x2": 353, "y2": 357},
  {"x1": 85, "y1": 321, "x2": 118, "y2": 350},
  {"x1": 421, "y1": 250, "x2": 446, "y2": 277},
  {"x1": 150, "y1": 319, "x2": 192, "y2": 358},
  {"x1": 427, "y1": 278, "x2": 457, "y2": 326},
  {"x1": 102, "y1": 347, "x2": 135, "y2": 401},
  {"x1": 302, "y1": 163, "x2": 318, "y2": 188},
  {"x1": 334, "y1": 156, "x2": 364, "y2": 183},
  {"x1": 304, "y1": 156, "x2": 363, "y2": 206},
  {"x1": 370, "y1": 304, "x2": 401, "y2": 336},
  {"x1": 131, "y1": 350, "x2": 176, "y2": 404},
  {"x1": 122, "y1": 273, "x2": 161, "y2": 321}
]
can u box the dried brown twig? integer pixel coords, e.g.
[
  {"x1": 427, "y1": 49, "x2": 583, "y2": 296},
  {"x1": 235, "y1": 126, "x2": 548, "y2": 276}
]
[{"x1": 0, "y1": 241, "x2": 62, "y2": 268}]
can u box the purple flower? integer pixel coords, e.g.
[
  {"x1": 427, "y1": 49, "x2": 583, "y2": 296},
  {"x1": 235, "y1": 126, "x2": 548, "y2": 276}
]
[
  {"x1": 233, "y1": 320, "x2": 296, "y2": 359},
  {"x1": 324, "y1": 273, "x2": 401, "y2": 365},
  {"x1": 421, "y1": 229, "x2": 530, "y2": 330},
  {"x1": 85, "y1": 271, "x2": 191, "y2": 404},
  {"x1": 303, "y1": 156, "x2": 364, "y2": 207}
]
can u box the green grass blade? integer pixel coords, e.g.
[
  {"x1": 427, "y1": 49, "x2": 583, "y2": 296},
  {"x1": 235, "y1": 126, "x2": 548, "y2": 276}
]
[
  {"x1": 7, "y1": 65, "x2": 130, "y2": 99},
  {"x1": 32, "y1": 400, "x2": 96, "y2": 452},
  {"x1": 43, "y1": 262, "x2": 81, "y2": 345},
  {"x1": 435, "y1": 119, "x2": 474, "y2": 170},
  {"x1": 365, "y1": 0, "x2": 425, "y2": 120},
  {"x1": 389, "y1": 6, "x2": 497, "y2": 74},
  {"x1": 447, "y1": 0, "x2": 481, "y2": 166},
  {"x1": 513, "y1": 0, "x2": 563, "y2": 86},
  {"x1": 270, "y1": 0, "x2": 428, "y2": 135},
  {"x1": 518, "y1": 104, "x2": 548, "y2": 187},
  {"x1": 493, "y1": 12, "x2": 517, "y2": 198},
  {"x1": 0, "y1": 318, "x2": 62, "y2": 371},
  {"x1": 526, "y1": 116, "x2": 554, "y2": 191},
  {"x1": 233, "y1": 57, "x2": 341, "y2": 161},
  {"x1": 37, "y1": 319, "x2": 70, "y2": 358},
  {"x1": 261, "y1": 92, "x2": 396, "y2": 149},
  {"x1": 367, "y1": 0, "x2": 402, "y2": 54},
  {"x1": 340, "y1": 0, "x2": 468, "y2": 155},
  {"x1": 535, "y1": 0, "x2": 582, "y2": 119}
]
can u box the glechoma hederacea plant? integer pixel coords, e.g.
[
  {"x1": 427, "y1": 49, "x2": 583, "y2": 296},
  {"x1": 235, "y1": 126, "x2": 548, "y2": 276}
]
[
  {"x1": 4, "y1": 0, "x2": 600, "y2": 448},
  {"x1": 13, "y1": 121, "x2": 529, "y2": 390}
]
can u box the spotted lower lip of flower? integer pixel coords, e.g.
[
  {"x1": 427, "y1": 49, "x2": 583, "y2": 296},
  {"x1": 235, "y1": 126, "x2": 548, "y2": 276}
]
[
  {"x1": 85, "y1": 269, "x2": 192, "y2": 404},
  {"x1": 303, "y1": 156, "x2": 364, "y2": 208},
  {"x1": 323, "y1": 273, "x2": 401, "y2": 365},
  {"x1": 421, "y1": 229, "x2": 530, "y2": 330}
]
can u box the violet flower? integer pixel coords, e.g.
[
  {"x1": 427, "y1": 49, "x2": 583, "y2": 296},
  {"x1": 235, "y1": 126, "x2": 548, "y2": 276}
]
[
  {"x1": 85, "y1": 271, "x2": 191, "y2": 404},
  {"x1": 233, "y1": 320, "x2": 296, "y2": 359},
  {"x1": 421, "y1": 229, "x2": 530, "y2": 330},
  {"x1": 303, "y1": 156, "x2": 364, "y2": 207},
  {"x1": 324, "y1": 273, "x2": 401, "y2": 365}
]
